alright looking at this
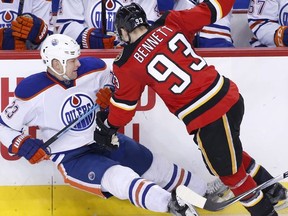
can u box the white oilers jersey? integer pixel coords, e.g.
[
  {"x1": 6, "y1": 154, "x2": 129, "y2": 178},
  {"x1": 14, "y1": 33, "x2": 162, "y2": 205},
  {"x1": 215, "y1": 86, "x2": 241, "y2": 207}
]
[
  {"x1": 0, "y1": 0, "x2": 52, "y2": 31},
  {"x1": 174, "y1": 0, "x2": 232, "y2": 43},
  {"x1": 56, "y1": 0, "x2": 160, "y2": 40},
  {"x1": 248, "y1": 0, "x2": 284, "y2": 47},
  {"x1": 0, "y1": 57, "x2": 112, "y2": 154}
]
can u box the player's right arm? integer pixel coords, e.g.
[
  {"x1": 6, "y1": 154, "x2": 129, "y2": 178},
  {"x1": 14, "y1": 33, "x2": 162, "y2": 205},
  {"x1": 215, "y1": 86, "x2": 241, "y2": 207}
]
[{"x1": 0, "y1": 87, "x2": 48, "y2": 164}]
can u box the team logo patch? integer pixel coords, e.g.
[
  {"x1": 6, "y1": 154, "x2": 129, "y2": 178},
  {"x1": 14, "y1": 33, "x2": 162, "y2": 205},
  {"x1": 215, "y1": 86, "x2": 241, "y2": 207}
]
[
  {"x1": 88, "y1": 171, "x2": 96, "y2": 181},
  {"x1": 112, "y1": 72, "x2": 120, "y2": 89},
  {"x1": 279, "y1": 3, "x2": 288, "y2": 26},
  {"x1": 61, "y1": 93, "x2": 95, "y2": 131},
  {"x1": 0, "y1": 10, "x2": 18, "y2": 28},
  {"x1": 90, "y1": 0, "x2": 124, "y2": 32}
]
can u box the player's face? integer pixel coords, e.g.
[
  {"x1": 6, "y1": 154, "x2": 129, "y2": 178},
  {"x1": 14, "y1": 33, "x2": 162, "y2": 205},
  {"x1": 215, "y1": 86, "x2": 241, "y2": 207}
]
[{"x1": 65, "y1": 58, "x2": 81, "y2": 80}]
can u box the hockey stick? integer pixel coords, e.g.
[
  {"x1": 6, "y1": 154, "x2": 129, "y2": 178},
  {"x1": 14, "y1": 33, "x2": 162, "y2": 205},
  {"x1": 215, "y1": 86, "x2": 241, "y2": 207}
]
[
  {"x1": 43, "y1": 104, "x2": 98, "y2": 149},
  {"x1": 177, "y1": 170, "x2": 288, "y2": 211},
  {"x1": 101, "y1": 0, "x2": 107, "y2": 34},
  {"x1": 18, "y1": 0, "x2": 24, "y2": 16}
]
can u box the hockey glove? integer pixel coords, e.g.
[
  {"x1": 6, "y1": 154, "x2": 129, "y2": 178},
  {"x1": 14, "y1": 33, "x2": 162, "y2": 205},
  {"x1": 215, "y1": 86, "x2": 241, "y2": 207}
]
[
  {"x1": 11, "y1": 13, "x2": 48, "y2": 45},
  {"x1": 0, "y1": 28, "x2": 26, "y2": 50},
  {"x1": 8, "y1": 134, "x2": 49, "y2": 164},
  {"x1": 94, "y1": 111, "x2": 119, "y2": 149},
  {"x1": 81, "y1": 28, "x2": 115, "y2": 49},
  {"x1": 96, "y1": 87, "x2": 112, "y2": 109},
  {"x1": 274, "y1": 26, "x2": 288, "y2": 47}
]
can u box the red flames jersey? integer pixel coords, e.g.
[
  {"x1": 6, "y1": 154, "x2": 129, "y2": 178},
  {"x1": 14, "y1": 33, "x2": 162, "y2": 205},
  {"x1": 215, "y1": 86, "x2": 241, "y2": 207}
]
[{"x1": 109, "y1": 0, "x2": 239, "y2": 133}]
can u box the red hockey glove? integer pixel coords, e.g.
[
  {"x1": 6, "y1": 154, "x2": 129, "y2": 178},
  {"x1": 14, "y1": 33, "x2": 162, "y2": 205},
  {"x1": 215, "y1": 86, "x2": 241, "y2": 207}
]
[
  {"x1": 9, "y1": 134, "x2": 49, "y2": 164},
  {"x1": 274, "y1": 26, "x2": 288, "y2": 47},
  {"x1": 96, "y1": 87, "x2": 112, "y2": 109},
  {"x1": 11, "y1": 13, "x2": 48, "y2": 45},
  {"x1": 81, "y1": 28, "x2": 115, "y2": 49},
  {"x1": 94, "y1": 111, "x2": 119, "y2": 150},
  {"x1": 0, "y1": 28, "x2": 26, "y2": 50}
]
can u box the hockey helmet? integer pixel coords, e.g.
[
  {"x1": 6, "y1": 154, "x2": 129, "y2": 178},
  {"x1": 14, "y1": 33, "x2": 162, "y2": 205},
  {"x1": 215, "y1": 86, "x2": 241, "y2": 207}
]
[
  {"x1": 115, "y1": 3, "x2": 149, "y2": 40},
  {"x1": 40, "y1": 34, "x2": 80, "y2": 77}
]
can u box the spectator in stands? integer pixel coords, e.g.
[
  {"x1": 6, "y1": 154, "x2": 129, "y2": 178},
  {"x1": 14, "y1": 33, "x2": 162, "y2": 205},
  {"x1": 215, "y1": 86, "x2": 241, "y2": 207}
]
[
  {"x1": 56, "y1": 0, "x2": 162, "y2": 49},
  {"x1": 0, "y1": 0, "x2": 53, "y2": 50},
  {"x1": 56, "y1": 0, "x2": 234, "y2": 49},
  {"x1": 247, "y1": 0, "x2": 287, "y2": 47},
  {"x1": 158, "y1": 0, "x2": 234, "y2": 48}
]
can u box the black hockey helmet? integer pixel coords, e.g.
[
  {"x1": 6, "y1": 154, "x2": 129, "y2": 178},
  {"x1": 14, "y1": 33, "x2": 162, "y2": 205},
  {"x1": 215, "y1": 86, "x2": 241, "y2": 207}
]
[{"x1": 115, "y1": 3, "x2": 149, "y2": 40}]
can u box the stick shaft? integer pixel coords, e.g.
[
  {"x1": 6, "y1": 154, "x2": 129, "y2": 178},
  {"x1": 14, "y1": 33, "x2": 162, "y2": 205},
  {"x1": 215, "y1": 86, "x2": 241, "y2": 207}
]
[
  {"x1": 43, "y1": 104, "x2": 98, "y2": 149},
  {"x1": 101, "y1": 0, "x2": 107, "y2": 34}
]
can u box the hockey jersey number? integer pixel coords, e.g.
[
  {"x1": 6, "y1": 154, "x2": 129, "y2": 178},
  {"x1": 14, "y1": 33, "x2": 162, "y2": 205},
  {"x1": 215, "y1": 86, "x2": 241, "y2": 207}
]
[{"x1": 147, "y1": 33, "x2": 206, "y2": 94}]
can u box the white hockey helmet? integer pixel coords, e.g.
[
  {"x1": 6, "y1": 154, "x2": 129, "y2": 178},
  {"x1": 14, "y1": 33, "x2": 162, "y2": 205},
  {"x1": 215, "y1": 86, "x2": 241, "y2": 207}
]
[{"x1": 40, "y1": 34, "x2": 80, "y2": 78}]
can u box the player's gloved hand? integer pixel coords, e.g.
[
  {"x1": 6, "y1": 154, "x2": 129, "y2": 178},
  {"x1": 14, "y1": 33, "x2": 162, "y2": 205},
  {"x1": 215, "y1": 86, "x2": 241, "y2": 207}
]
[
  {"x1": 8, "y1": 134, "x2": 49, "y2": 164},
  {"x1": 81, "y1": 28, "x2": 116, "y2": 49},
  {"x1": 11, "y1": 13, "x2": 48, "y2": 45},
  {"x1": 94, "y1": 111, "x2": 119, "y2": 149},
  {"x1": 96, "y1": 87, "x2": 112, "y2": 109},
  {"x1": 0, "y1": 28, "x2": 26, "y2": 50},
  {"x1": 274, "y1": 26, "x2": 288, "y2": 47}
]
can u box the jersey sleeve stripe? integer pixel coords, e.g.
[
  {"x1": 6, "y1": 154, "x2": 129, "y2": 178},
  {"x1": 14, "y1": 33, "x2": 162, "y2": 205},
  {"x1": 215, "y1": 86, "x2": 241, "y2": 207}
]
[
  {"x1": 205, "y1": 0, "x2": 223, "y2": 23},
  {"x1": 110, "y1": 97, "x2": 138, "y2": 111}
]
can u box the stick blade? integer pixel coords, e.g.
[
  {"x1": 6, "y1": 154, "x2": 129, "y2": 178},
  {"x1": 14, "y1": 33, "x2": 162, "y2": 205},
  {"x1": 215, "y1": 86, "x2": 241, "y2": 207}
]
[
  {"x1": 176, "y1": 185, "x2": 239, "y2": 211},
  {"x1": 176, "y1": 185, "x2": 207, "y2": 209}
]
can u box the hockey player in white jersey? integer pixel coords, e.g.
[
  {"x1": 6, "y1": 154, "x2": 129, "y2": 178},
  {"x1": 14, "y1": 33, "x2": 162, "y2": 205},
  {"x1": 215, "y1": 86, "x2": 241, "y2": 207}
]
[
  {"x1": 56, "y1": 0, "x2": 233, "y2": 49},
  {"x1": 157, "y1": 0, "x2": 234, "y2": 47},
  {"x1": 56, "y1": 0, "x2": 162, "y2": 49},
  {"x1": 0, "y1": 0, "x2": 52, "y2": 50},
  {"x1": 247, "y1": 0, "x2": 288, "y2": 47},
  {"x1": 0, "y1": 33, "x2": 229, "y2": 215}
]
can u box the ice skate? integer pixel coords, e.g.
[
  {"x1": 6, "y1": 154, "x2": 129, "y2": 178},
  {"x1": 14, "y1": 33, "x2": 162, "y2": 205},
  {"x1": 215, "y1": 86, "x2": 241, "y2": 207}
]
[
  {"x1": 266, "y1": 183, "x2": 288, "y2": 211},
  {"x1": 168, "y1": 189, "x2": 199, "y2": 216},
  {"x1": 205, "y1": 178, "x2": 234, "y2": 202}
]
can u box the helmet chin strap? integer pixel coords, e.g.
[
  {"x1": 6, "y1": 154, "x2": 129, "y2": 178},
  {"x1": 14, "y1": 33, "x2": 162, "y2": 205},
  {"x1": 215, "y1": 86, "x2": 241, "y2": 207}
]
[{"x1": 48, "y1": 61, "x2": 71, "y2": 81}]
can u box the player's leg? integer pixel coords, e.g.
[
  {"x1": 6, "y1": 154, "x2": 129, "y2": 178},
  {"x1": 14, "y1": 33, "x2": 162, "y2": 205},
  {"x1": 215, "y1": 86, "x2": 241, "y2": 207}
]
[
  {"x1": 102, "y1": 164, "x2": 198, "y2": 215},
  {"x1": 193, "y1": 95, "x2": 277, "y2": 216},
  {"x1": 56, "y1": 146, "x2": 198, "y2": 215},
  {"x1": 114, "y1": 133, "x2": 209, "y2": 196},
  {"x1": 243, "y1": 151, "x2": 288, "y2": 209}
]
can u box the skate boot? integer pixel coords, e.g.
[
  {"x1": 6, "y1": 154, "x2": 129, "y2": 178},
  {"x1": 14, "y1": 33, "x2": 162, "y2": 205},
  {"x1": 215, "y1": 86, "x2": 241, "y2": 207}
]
[
  {"x1": 168, "y1": 189, "x2": 199, "y2": 216},
  {"x1": 205, "y1": 178, "x2": 234, "y2": 202},
  {"x1": 266, "y1": 183, "x2": 288, "y2": 210}
]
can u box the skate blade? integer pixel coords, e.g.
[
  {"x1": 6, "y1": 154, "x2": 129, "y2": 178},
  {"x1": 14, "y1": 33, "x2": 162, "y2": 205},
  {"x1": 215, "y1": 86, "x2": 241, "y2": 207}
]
[
  {"x1": 275, "y1": 199, "x2": 288, "y2": 211},
  {"x1": 207, "y1": 189, "x2": 235, "y2": 203}
]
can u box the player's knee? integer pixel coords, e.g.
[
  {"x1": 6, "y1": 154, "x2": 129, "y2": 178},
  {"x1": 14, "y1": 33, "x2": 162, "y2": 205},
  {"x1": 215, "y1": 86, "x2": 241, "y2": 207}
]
[{"x1": 101, "y1": 165, "x2": 140, "y2": 200}]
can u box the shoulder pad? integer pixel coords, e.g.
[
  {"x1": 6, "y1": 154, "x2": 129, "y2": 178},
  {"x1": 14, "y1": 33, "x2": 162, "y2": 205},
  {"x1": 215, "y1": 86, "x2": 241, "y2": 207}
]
[
  {"x1": 15, "y1": 72, "x2": 54, "y2": 100},
  {"x1": 78, "y1": 57, "x2": 107, "y2": 76}
]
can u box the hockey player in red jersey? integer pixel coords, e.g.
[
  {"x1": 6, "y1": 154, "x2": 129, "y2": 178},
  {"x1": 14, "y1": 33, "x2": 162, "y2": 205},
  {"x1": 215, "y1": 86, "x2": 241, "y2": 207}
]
[{"x1": 93, "y1": 1, "x2": 287, "y2": 215}]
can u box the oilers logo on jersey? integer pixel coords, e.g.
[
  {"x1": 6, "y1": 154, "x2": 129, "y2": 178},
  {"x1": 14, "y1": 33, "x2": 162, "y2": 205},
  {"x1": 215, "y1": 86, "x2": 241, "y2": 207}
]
[
  {"x1": 61, "y1": 93, "x2": 95, "y2": 131},
  {"x1": 90, "y1": 0, "x2": 124, "y2": 33},
  {"x1": 279, "y1": 5, "x2": 288, "y2": 26},
  {"x1": 0, "y1": 10, "x2": 17, "y2": 28}
]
